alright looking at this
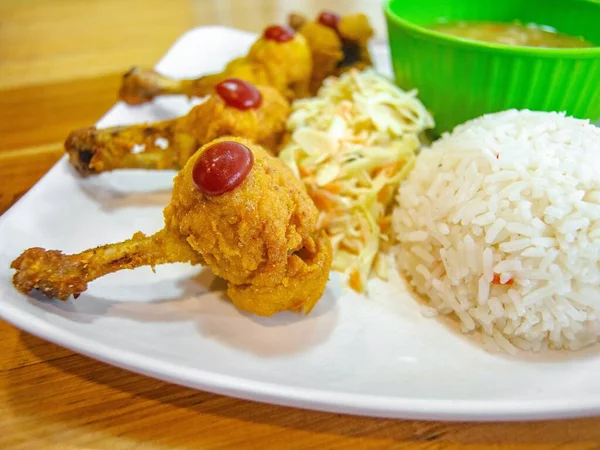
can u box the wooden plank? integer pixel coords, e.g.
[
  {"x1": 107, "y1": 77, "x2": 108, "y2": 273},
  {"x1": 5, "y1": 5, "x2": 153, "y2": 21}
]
[
  {"x1": 0, "y1": 0, "x2": 195, "y2": 90},
  {"x1": 0, "y1": 74, "x2": 120, "y2": 152},
  {"x1": 0, "y1": 144, "x2": 63, "y2": 214},
  {"x1": 3, "y1": 328, "x2": 600, "y2": 449}
]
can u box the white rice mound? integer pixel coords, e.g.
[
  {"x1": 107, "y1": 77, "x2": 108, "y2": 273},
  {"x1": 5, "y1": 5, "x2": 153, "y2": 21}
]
[{"x1": 392, "y1": 110, "x2": 600, "y2": 353}]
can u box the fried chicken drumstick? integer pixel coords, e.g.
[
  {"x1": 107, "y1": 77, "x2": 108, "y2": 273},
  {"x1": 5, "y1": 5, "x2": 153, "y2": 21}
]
[
  {"x1": 289, "y1": 11, "x2": 374, "y2": 93},
  {"x1": 67, "y1": 79, "x2": 289, "y2": 175},
  {"x1": 119, "y1": 25, "x2": 312, "y2": 105},
  {"x1": 12, "y1": 137, "x2": 332, "y2": 316},
  {"x1": 119, "y1": 13, "x2": 374, "y2": 105}
]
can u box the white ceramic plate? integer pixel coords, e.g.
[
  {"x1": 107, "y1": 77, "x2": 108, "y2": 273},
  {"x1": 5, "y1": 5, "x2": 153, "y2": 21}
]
[{"x1": 1, "y1": 26, "x2": 600, "y2": 422}]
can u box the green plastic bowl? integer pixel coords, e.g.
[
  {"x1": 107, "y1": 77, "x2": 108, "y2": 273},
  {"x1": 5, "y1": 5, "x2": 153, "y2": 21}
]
[{"x1": 384, "y1": 0, "x2": 600, "y2": 134}]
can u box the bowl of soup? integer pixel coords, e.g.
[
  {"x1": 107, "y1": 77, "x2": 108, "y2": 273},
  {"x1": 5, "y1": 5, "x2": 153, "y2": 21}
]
[{"x1": 384, "y1": 0, "x2": 600, "y2": 133}]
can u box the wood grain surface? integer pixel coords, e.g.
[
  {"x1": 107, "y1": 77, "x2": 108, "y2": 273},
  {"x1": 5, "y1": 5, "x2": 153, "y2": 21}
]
[{"x1": 1, "y1": 0, "x2": 600, "y2": 448}]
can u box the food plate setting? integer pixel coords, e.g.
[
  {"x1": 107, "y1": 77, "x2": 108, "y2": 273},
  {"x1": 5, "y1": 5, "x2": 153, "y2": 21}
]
[{"x1": 1, "y1": 3, "x2": 600, "y2": 421}]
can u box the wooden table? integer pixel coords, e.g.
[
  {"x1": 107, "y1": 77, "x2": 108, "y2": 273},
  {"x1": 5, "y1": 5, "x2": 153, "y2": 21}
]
[{"x1": 1, "y1": 0, "x2": 600, "y2": 447}]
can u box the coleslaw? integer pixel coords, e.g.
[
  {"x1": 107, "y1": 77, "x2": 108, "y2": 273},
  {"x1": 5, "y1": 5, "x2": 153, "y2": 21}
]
[{"x1": 279, "y1": 69, "x2": 434, "y2": 292}]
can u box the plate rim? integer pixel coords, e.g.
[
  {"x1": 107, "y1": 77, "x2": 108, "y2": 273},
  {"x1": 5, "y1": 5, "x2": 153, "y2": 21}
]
[
  {"x1": 2, "y1": 25, "x2": 600, "y2": 422},
  {"x1": 2, "y1": 295, "x2": 600, "y2": 422}
]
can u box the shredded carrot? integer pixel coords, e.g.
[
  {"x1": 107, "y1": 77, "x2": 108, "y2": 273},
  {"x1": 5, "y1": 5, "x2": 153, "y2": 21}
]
[
  {"x1": 492, "y1": 273, "x2": 514, "y2": 285},
  {"x1": 384, "y1": 161, "x2": 403, "y2": 177},
  {"x1": 311, "y1": 191, "x2": 335, "y2": 212},
  {"x1": 299, "y1": 166, "x2": 311, "y2": 177},
  {"x1": 348, "y1": 269, "x2": 363, "y2": 292},
  {"x1": 378, "y1": 216, "x2": 391, "y2": 233},
  {"x1": 377, "y1": 185, "x2": 394, "y2": 203},
  {"x1": 323, "y1": 183, "x2": 342, "y2": 194}
]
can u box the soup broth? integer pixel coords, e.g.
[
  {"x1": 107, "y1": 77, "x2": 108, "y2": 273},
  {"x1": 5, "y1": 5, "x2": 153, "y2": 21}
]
[{"x1": 429, "y1": 21, "x2": 594, "y2": 48}]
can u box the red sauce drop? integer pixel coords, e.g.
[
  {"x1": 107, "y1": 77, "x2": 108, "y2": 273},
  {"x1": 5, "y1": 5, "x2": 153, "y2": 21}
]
[
  {"x1": 215, "y1": 78, "x2": 262, "y2": 110},
  {"x1": 492, "y1": 273, "x2": 514, "y2": 285},
  {"x1": 264, "y1": 25, "x2": 295, "y2": 42},
  {"x1": 317, "y1": 11, "x2": 341, "y2": 30},
  {"x1": 192, "y1": 141, "x2": 254, "y2": 196}
]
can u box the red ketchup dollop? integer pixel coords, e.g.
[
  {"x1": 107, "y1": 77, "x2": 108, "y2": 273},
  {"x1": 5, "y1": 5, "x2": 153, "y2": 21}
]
[
  {"x1": 264, "y1": 25, "x2": 295, "y2": 42},
  {"x1": 317, "y1": 11, "x2": 341, "y2": 31},
  {"x1": 215, "y1": 78, "x2": 262, "y2": 110},
  {"x1": 192, "y1": 141, "x2": 254, "y2": 196}
]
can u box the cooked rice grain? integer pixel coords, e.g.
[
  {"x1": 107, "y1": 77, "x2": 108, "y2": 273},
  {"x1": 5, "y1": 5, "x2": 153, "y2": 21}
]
[{"x1": 392, "y1": 110, "x2": 600, "y2": 352}]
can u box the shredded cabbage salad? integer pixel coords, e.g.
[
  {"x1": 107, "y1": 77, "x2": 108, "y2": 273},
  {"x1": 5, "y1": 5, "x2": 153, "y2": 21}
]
[{"x1": 279, "y1": 69, "x2": 434, "y2": 292}]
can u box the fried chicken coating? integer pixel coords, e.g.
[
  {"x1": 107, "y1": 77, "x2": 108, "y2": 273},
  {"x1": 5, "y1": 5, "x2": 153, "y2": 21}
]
[
  {"x1": 66, "y1": 83, "x2": 289, "y2": 176},
  {"x1": 337, "y1": 14, "x2": 374, "y2": 69},
  {"x1": 288, "y1": 12, "x2": 374, "y2": 92},
  {"x1": 119, "y1": 29, "x2": 312, "y2": 105},
  {"x1": 12, "y1": 137, "x2": 332, "y2": 316},
  {"x1": 227, "y1": 233, "x2": 331, "y2": 315},
  {"x1": 294, "y1": 22, "x2": 344, "y2": 95}
]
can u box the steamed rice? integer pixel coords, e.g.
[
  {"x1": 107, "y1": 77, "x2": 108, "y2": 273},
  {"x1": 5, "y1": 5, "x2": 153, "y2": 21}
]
[{"x1": 392, "y1": 110, "x2": 600, "y2": 353}]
